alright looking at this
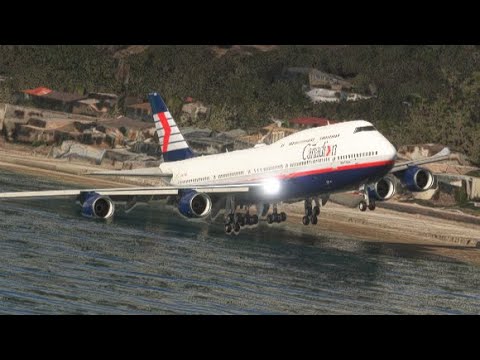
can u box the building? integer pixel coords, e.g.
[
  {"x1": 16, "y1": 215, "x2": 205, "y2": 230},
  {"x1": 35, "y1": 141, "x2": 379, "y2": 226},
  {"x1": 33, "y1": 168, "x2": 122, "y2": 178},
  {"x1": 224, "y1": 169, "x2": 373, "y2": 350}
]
[
  {"x1": 289, "y1": 117, "x2": 335, "y2": 129},
  {"x1": 72, "y1": 98, "x2": 106, "y2": 117},
  {"x1": 234, "y1": 123, "x2": 297, "y2": 150},
  {"x1": 21, "y1": 87, "x2": 86, "y2": 113},
  {"x1": 126, "y1": 102, "x2": 152, "y2": 121},
  {"x1": 308, "y1": 69, "x2": 352, "y2": 90}
]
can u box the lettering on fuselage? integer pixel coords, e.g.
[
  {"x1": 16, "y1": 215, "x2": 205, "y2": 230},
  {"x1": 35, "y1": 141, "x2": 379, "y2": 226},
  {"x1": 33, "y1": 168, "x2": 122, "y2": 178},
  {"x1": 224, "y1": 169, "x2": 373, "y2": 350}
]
[{"x1": 302, "y1": 142, "x2": 337, "y2": 161}]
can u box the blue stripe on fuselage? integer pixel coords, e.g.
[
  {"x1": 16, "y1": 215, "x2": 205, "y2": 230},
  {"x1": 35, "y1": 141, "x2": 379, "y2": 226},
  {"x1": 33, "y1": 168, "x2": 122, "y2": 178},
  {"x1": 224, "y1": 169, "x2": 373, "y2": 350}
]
[{"x1": 246, "y1": 163, "x2": 393, "y2": 201}]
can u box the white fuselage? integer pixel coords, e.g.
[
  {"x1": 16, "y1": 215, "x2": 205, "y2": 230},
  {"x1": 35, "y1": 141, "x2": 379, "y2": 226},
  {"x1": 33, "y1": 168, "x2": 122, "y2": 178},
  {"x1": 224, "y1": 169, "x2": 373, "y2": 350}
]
[{"x1": 161, "y1": 120, "x2": 397, "y2": 200}]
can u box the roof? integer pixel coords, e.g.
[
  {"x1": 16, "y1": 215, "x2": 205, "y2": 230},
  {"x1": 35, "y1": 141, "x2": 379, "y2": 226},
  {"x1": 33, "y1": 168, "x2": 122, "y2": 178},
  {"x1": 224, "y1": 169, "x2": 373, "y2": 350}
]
[
  {"x1": 22, "y1": 87, "x2": 53, "y2": 96},
  {"x1": 77, "y1": 98, "x2": 100, "y2": 105},
  {"x1": 290, "y1": 117, "x2": 335, "y2": 126},
  {"x1": 127, "y1": 102, "x2": 151, "y2": 111},
  {"x1": 22, "y1": 87, "x2": 86, "y2": 103},
  {"x1": 88, "y1": 92, "x2": 118, "y2": 99},
  {"x1": 44, "y1": 91, "x2": 86, "y2": 103}
]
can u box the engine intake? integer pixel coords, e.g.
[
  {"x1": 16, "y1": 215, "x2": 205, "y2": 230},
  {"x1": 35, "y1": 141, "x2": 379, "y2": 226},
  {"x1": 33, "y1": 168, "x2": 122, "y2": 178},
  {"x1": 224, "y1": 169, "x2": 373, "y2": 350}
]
[
  {"x1": 368, "y1": 177, "x2": 396, "y2": 201},
  {"x1": 178, "y1": 191, "x2": 212, "y2": 218},
  {"x1": 400, "y1": 166, "x2": 434, "y2": 192},
  {"x1": 81, "y1": 192, "x2": 115, "y2": 219}
]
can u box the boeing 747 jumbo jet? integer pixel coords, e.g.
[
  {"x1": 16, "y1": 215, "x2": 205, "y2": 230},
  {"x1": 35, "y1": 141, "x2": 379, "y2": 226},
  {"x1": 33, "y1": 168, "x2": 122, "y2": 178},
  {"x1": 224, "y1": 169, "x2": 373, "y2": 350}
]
[{"x1": 0, "y1": 93, "x2": 451, "y2": 234}]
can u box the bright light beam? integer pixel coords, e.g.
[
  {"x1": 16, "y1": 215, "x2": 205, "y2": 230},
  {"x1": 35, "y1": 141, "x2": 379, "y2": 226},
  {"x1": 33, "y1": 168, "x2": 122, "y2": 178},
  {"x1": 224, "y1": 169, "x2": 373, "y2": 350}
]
[{"x1": 262, "y1": 178, "x2": 281, "y2": 195}]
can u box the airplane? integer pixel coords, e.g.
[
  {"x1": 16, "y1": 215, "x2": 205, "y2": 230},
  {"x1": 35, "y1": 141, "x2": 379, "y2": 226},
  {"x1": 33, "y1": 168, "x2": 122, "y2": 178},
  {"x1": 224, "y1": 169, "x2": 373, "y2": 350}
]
[{"x1": 0, "y1": 92, "x2": 451, "y2": 235}]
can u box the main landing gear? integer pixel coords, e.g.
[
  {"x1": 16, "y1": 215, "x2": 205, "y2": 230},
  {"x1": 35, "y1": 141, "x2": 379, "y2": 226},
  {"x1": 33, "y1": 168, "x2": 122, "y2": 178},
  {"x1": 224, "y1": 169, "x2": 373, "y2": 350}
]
[
  {"x1": 358, "y1": 185, "x2": 376, "y2": 212},
  {"x1": 266, "y1": 204, "x2": 287, "y2": 224},
  {"x1": 302, "y1": 198, "x2": 320, "y2": 226},
  {"x1": 224, "y1": 208, "x2": 259, "y2": 235}
]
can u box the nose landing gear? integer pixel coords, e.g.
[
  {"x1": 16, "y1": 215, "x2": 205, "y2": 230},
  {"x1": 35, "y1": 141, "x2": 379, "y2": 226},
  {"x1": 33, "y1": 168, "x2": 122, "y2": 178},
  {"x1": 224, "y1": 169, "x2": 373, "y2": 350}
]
[{"x1": 358, "y1": 185, "x2": 377, "y2": 212}]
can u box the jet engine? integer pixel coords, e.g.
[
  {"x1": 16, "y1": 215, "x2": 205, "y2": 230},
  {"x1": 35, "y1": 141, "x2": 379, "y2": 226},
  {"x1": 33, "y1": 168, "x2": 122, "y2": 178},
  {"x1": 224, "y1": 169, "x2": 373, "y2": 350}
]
[
  {"x1": 178, "y1": 191, "x2": 212, "y2": 218},
  {"x1": 81, "y1": 192, "x2": 115, "y2": 219},
  {"x1": 400, "y1": 166, "x2": 434, "y2": 192},
  {"x1": 368, "y1": 177, "x2": 396, "y2": 201}
]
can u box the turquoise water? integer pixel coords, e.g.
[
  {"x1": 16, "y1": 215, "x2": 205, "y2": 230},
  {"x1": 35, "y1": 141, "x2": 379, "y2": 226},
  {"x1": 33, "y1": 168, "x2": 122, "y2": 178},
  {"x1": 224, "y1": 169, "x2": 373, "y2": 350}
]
[{"x1": 0, "y1": 170, "x2": 479, "y2": 314}]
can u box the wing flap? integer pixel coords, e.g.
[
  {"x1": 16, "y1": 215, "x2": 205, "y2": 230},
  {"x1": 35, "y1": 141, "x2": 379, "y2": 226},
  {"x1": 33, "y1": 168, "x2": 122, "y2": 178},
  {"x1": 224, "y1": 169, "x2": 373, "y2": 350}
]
[
  {"x1": 390, "y1": 147, "x2": 451, "y2": 173},
  {"x1": 89, "y1": 168, "x2": 173, "y2": 177}
]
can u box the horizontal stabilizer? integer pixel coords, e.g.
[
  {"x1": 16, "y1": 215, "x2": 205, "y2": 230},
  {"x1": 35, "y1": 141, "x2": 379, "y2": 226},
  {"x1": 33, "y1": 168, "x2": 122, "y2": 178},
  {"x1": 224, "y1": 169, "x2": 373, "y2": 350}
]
[{"x1": 89, "y1": 168, "x2": 173, "y2": 177}]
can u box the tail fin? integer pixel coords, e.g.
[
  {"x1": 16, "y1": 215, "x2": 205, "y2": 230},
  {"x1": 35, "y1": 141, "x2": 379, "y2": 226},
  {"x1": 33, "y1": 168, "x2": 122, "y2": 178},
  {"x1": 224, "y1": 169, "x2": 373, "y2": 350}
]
[{"x1": 148, "y1": 92, "x2": 194, "y2": 162}]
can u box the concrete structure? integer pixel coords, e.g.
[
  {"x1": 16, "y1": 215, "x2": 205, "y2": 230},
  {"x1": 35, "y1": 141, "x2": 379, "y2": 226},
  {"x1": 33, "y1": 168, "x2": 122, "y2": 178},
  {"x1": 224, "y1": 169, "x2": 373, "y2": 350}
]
[
  {"x1": 235, "y1": 124, "x2": 297, "y2": 150},
  {"x1": 21, "y1": 87, "x2": 86, "y2": 113},
  {"x1": 126, "y1": 102, "x2": 151, "y2": 121},
  {"x1": 308, "y1": 69, "x2": 352, "y2": 90},
  {"x1": 289, "y1": 117, "x2": 335, "y2": 129},
  {"x1": 437, "y1": 174, "x2": 480, "y2": 201}
]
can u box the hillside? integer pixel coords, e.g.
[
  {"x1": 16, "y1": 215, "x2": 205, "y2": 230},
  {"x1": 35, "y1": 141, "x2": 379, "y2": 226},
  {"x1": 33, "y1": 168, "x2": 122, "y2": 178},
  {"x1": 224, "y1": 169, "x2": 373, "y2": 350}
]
[{"x1": 1, "y1": 45, "x2": 479, "y2": 164}]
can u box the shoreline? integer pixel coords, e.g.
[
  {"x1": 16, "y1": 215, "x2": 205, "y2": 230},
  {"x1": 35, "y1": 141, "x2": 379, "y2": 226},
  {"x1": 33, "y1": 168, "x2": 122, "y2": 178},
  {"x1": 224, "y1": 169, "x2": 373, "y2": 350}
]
[{"x1": 1, "y1": 145, "x2": 480, "y2": 266}]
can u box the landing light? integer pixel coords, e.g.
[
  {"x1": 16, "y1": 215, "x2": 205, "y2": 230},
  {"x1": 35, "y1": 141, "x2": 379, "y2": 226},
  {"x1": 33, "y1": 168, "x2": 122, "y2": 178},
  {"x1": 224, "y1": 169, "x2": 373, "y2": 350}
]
[{"x1": 263, "y1": 178, "x2": 281, "y2": 195}]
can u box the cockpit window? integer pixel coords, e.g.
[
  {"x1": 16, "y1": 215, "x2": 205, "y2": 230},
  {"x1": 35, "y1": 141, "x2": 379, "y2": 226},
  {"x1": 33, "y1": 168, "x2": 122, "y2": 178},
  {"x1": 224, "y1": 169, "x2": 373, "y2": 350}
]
[{"x1": 353, "y1": 126, "x2": 376, "y2": 134}]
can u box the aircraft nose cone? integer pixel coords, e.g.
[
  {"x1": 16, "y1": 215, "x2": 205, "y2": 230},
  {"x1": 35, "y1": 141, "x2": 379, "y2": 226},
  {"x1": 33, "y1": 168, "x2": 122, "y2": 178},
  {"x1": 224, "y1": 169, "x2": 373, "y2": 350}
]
[{"x1": 387, "y1": 141, "x2": 397, "y2": 161}]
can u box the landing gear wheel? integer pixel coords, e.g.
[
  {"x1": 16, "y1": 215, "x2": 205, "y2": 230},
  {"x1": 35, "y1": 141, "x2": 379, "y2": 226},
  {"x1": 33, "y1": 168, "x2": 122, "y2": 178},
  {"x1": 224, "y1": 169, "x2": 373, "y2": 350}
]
[
  {"x1": 302, "y1": 216, "x2": 310, "y2": 226},
  {"x1": 311, "y1": 215, "x2": 318, "y2": 225},
  {"x1": 225, "y1": 213, "x2": 234, "y2": 225},
  {"x1": 252, "y1": 214, "x2": 259, "y2": 225},
  {"x1": 267, "y1": 214, "x2": 274, "y2": 224},
  {"x1": 280, "y1": 212, "x2": 287, "y2": 222},
  {"x1": 313, "y1": 206, "x2": 320, "y2": 216},
  {"x1": 225, "y1": 224, "x2": 233, "y2": 234},
  {"x1": 275, "y1": 213, "x2": 282, "y2": 223},
  {"x1": 359, "y1": 201, "x2": 367, "y2": 212},
  {"x1": 238, "y1": 214, "x2": 246, "y2": 227},
  {"x1": 368, "y1": 201, "x2": 376, "y2": 211},
  {"x1": 233, "y1": 222, "x2": 241, "y2": 234}
]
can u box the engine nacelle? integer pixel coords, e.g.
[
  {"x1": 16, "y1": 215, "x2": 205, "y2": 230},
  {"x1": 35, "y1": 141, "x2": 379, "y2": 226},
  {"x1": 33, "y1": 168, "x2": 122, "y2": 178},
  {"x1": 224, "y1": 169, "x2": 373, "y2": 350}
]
[
  {"x1": 81, "y1": 192, "x2": 115, "y2": 219},
  {"x1": 400, "y1": 166, "x2": 435, "y2": 192},
  {"x1": 178, "y1": 190, "x2": 212, "y2": 218},
  {"x1": 368, "y1": 177, "x2": 396, "y2": 201}
]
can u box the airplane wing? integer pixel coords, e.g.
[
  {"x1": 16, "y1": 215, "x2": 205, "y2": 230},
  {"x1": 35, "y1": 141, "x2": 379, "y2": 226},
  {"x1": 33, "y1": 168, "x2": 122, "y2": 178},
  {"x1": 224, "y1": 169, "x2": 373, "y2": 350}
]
[
  {"x1": 0, "y1": 184, "x2": 253, "y2": 200},
  {"x1": 88, "y1": 167, "x2": 173, "y2": 178},
  {"x1": 389, "y1": 147, "x2": 451, "y2": 173}
]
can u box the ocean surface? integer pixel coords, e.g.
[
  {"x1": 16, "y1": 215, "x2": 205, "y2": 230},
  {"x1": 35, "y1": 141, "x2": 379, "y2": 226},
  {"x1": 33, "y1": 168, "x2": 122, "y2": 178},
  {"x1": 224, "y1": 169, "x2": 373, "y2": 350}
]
[{"x1": 0, "y1": 169, "x2": 479, "y2": 314}]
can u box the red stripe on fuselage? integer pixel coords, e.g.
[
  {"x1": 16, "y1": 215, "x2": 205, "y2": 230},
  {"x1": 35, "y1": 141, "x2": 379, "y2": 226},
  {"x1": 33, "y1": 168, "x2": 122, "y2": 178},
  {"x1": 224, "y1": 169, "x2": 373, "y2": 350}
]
[
  {"x1": 158, "y1": 112, "x2": 171, "y2": 153},
  {"x1": 208, "y1": 160, "x2": 396, "y2": 186},
  {"x1": 280, "y1": 160, "x2": 395, "y2": 180}
]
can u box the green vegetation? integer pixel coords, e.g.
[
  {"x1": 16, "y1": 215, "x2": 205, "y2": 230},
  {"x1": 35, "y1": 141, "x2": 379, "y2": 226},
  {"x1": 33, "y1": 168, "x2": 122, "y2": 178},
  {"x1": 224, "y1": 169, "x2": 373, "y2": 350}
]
[{"x1": 1, "y1": 45, "x2": 480, "y2": 163}]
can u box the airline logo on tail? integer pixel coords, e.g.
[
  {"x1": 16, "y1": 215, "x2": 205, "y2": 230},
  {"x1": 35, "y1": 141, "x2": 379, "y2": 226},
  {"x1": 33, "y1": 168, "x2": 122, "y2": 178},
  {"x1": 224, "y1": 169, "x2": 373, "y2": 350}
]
[
  {"x1": 153, "y1": 110, "x2": 173, "y2": 153},
  {"x1": 148, "y1": 93, "x2": 194, "y2": 162}
]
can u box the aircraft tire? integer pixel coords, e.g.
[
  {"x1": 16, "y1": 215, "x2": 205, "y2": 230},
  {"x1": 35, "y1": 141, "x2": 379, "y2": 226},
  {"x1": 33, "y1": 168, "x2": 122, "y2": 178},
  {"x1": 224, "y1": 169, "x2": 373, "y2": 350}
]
[
  {"x1": 267, "y1": 214, "x2": 274, "y2": 224},
  {"x1": 302, "y1": 216, "x2": 310, "y2": 226},
  {"x1": 359, "y1": 201, "x2": 368, "y2": 212}
]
